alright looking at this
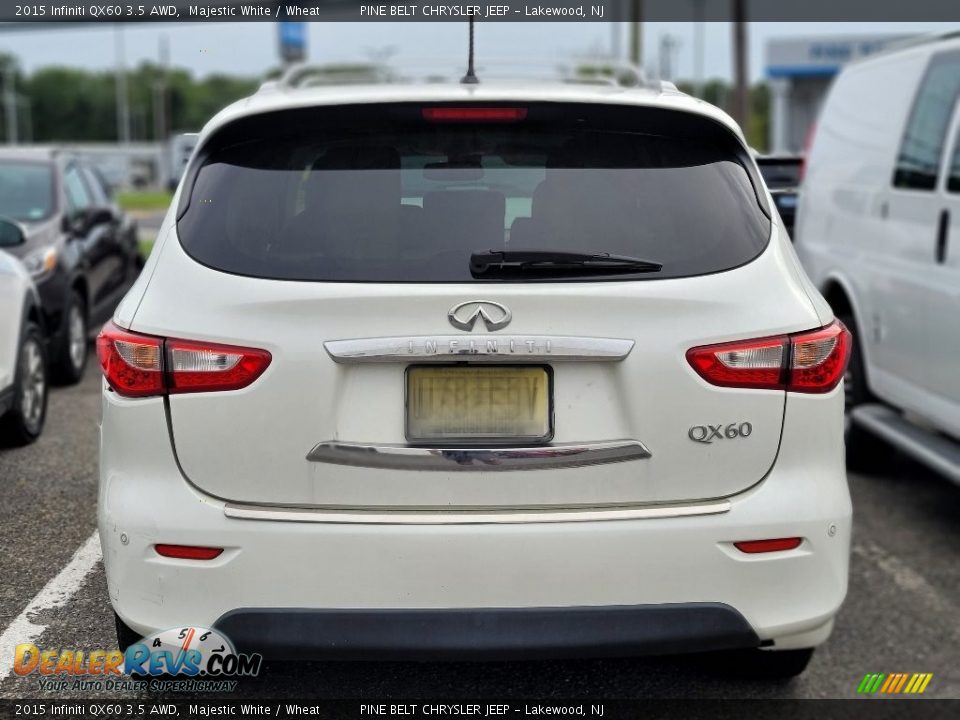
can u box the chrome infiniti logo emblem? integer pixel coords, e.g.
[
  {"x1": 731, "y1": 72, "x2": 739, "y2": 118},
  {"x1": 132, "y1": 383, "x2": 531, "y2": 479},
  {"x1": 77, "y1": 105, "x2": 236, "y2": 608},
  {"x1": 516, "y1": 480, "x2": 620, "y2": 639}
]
[{"x1": 448, "y1": 301, "x2": 512, "y2": 332}]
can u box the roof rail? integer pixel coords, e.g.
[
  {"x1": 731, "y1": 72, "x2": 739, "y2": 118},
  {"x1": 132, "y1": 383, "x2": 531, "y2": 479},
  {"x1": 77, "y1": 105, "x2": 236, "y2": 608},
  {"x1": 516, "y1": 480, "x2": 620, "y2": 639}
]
[{"x1": 262, "y1": 57, "x2": 654, "y2": 92}]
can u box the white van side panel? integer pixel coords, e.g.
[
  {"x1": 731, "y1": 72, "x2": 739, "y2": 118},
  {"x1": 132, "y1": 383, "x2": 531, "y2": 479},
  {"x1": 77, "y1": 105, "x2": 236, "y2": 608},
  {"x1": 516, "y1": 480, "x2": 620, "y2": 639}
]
[{"x1": 796, "y1": 48, "x2": 930, "y2": 408}]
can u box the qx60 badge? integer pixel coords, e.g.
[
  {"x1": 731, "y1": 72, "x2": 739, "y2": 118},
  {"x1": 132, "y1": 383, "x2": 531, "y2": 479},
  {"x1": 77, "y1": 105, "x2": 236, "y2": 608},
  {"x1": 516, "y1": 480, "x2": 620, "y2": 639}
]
[
  {"x1": 689, "y1": 422, "x2": 753, "y2": 445},
  {"x1": 448, "y1": 301, "x2": 512, "y2": 332}
]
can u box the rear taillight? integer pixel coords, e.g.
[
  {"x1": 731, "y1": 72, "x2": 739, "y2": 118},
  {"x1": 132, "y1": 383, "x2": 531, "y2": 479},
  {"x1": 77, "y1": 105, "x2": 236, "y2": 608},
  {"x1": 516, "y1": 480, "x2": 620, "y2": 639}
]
[
  {"x1": 166, "y1": 338, "x2": 272, "y2": 394},
  {"x1": 788, "y1": 323, "x2": 850, "y2": 393},
  {"x1": 95, "y1": 324, "x2": 164, "y2": 398},
  {"x1": 97, "y1": 321, "x2": 271, "y2": 398},
  {"x1": 799, "y1": 121, "x2": 816, "y2": 182},
  {"x1": 686, "y1": 320, "x2": 850, "y2": 394}
]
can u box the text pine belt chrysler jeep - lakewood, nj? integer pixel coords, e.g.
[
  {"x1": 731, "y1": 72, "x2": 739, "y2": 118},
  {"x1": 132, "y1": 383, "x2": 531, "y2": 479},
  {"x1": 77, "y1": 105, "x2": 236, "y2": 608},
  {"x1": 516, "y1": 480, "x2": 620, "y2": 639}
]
[{"x1": 97, "y1": 66, "x2": 852, "y2": 679}]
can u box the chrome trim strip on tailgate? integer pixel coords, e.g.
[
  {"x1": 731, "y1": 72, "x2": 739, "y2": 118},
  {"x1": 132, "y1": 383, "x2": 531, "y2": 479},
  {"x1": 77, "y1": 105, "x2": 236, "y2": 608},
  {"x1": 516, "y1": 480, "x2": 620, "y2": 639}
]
[
  {"x1": 305, "y1": 440, "x2": 651, "y2": 471},
  {"x1": 324, "y1": 335, "x2": 634, "y2": 363},
  {"x1": 223, "y1": 500, "x2": 731, "y2": 525}
]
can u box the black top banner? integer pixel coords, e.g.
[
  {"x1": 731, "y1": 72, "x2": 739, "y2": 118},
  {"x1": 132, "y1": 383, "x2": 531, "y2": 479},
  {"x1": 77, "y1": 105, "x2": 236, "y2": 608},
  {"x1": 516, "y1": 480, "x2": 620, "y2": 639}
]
[{"x1": 1, "y1": 0, "x2": 960, "y2": 23}]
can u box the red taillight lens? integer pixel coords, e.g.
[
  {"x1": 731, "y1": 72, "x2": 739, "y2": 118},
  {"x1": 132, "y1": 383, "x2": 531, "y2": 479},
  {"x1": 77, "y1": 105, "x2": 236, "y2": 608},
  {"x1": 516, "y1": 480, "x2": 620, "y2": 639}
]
[
  {"x1": 734, "y1": 537, "x2": 803, "y2": 554},
  {"x1": 799, "y1": 121, "x2": 816, "y2": 182},
  {"x1": 166, "y1": 338, "x2": 271, "y2": 394},
  {"x1": 96, "y1": 321, "x2": 271, "y2": 398},
  {"x1": 422, "y1": 107, "x2": 528, "y2": 123},
  {"x1": 686, "y1": 335, "x2": 787, "y2": 390},
  {"x1": 788, "y1": 321, "x2": 851, "y2": 393},
  {"x1": 155, "y1": 544, "x2": 223, "y2": 560},
  {"x1": 96, "y1": 323, "x2": 164, "y2": 397},
  {"x1": 686, "y1": 320, "x2": 850, "y2": 394}
]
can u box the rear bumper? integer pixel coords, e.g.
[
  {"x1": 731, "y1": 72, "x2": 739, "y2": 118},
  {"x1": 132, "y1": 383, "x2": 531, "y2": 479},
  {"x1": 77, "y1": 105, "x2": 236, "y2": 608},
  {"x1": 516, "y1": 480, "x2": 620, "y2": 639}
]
[
  {"x1": 215, "y1": 604, "x2": 758, "y2": 661},
  {"x1": 99, "y1": 384, "x2": 851, "y2": 658}
]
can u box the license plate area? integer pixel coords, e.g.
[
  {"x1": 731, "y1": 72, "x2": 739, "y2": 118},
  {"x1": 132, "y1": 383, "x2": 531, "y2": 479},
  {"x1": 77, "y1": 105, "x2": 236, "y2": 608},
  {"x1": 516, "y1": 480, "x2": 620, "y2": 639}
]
[{"x1": 406, "y1": 365, "x2": 553, "y2": 445}]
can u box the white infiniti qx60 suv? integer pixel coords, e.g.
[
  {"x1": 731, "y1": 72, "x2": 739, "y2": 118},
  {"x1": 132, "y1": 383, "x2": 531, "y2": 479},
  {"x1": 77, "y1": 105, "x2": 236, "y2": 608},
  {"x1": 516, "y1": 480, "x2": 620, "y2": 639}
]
[{"x1": 97, "y1": 71, "x2": 852, "y2": 678}]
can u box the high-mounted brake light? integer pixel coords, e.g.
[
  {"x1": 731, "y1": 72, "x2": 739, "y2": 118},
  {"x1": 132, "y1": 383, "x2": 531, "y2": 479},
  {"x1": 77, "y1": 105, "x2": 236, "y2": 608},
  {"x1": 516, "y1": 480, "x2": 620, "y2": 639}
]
[
  {"x1": 686, "y1": 320, "x2": 850, "y2": 393},
  {"x1": 96, "y1": 321, "x2": 271, "y2": 398},
  {"x1": 422, "y1": 107, "x2": 528, "y2": 123},
  {"x1": 155, "y1": 544, "x2": 223, "y2": 561},
  {"x1": 734, "y1": 537, "x2": 803, "y2": 554}
]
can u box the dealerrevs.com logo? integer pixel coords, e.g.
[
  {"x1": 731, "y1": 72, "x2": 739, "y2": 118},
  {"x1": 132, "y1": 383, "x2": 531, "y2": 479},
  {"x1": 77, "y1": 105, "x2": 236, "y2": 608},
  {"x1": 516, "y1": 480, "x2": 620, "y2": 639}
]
[
  {"x1": 14, "y1": 626, "x2": 262, "y2": 693},
  {"x1": 127, "y1": 626, "x2": 261, "y2": 678}
]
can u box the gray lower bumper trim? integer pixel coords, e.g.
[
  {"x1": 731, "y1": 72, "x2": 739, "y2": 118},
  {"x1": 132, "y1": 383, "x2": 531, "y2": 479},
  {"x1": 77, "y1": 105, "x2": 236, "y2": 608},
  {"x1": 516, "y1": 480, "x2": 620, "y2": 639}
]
[{"x1": 214, "y1": 603, "x2": 759, "y2": 661}]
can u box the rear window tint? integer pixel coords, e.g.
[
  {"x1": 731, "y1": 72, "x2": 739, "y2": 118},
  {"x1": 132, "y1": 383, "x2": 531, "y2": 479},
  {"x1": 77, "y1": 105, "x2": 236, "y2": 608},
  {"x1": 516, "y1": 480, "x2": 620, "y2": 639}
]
[{"x1": 177, "y1": 103, "x2": 770, "y2": 282}]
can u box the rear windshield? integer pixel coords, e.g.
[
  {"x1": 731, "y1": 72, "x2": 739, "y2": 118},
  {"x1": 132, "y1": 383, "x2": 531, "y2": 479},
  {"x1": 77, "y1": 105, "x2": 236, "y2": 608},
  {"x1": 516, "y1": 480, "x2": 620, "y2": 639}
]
[{"x1": 177, "y1": 103, "x2": 770, "y2": 282}]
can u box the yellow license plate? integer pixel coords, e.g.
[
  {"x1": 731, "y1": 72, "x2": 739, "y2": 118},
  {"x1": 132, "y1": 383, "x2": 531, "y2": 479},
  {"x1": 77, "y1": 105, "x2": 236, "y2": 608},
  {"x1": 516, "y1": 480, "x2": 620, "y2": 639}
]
[{"x1": 406, "y1": 366, "x2": 551, "y2": 442}]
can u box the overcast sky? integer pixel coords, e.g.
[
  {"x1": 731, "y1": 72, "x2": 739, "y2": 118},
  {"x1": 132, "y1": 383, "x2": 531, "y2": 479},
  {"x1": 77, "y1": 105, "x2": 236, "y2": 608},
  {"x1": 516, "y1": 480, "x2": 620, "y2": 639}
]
[{"x1": 1, "y1": 21, "x2": 956, "y2": 82}]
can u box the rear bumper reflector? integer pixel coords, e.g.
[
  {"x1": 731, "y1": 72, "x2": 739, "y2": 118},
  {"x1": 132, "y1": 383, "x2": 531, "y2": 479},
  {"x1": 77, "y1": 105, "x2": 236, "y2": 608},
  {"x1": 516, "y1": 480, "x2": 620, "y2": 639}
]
[
  {"x1": 734, "y1": 538, "x2": 803, "y2": 554},
  {"x1": 154, "y1": 544, "x2": 224, "y2": 560}
]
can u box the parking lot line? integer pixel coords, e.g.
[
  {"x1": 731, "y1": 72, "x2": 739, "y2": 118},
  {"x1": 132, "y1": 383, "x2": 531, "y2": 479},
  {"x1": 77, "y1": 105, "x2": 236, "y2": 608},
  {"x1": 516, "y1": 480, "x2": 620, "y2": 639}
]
[{"x1": 0, "y1": 531, "x2": 102, "y2": 680}]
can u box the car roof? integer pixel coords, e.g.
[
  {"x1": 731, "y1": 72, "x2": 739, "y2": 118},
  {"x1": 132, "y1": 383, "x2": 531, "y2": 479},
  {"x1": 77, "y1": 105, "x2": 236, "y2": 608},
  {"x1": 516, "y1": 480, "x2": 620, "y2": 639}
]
[
  {"x1": 0, "y1": 147, "x2": 60, "y2": 163},
  {"x1": 199, "y1": 80, "x2": 744, "y2": 144},
  {"x1": 847, "y1": 31, "x2": 960, "y2": 69}
]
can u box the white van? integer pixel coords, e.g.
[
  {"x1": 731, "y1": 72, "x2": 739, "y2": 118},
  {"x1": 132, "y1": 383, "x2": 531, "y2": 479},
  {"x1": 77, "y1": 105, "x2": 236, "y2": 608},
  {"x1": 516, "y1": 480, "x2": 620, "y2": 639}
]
[{"x1": 795, "y1": 32, "x2": 960, "y2": 482}]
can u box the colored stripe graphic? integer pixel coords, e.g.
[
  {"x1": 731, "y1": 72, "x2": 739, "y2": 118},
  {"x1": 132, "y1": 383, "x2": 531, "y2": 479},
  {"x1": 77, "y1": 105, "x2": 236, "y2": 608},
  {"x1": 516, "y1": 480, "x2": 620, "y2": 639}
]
[
  {"x1": 857, "y1": 672, "x2": 932, "y2": 694},
  {"x1": 894, "y1": 673, "x2": 909, "y2": 693}
]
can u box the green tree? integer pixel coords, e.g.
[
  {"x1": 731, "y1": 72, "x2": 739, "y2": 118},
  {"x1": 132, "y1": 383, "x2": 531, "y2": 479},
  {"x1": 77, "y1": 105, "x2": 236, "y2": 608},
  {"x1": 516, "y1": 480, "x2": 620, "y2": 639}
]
[
  {"x1": 6, "y1": 53, "x2": 259, "y2": 142},
  {"x1": 27, "y1": 67, "x2": 117, "y2": 141}
]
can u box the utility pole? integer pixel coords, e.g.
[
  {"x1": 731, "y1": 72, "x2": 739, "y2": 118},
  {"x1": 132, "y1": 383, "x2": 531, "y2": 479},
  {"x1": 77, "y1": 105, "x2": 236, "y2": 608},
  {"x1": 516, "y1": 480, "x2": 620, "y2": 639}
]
[
  {"x1": 732, "y1": 0, "x2": 750, "y2": 138},
  {"x1": 153, "y1": 34, "x2": 170, "y2": 142},
  {"x1": 115, "y1": 26, "x2": 131, "y2": 144},
  {"x1": 629, "y1": 0, "x2": 642, "y2": 67},
  {"x1": 4, "y1": 64, "x2": 17, "y2": 144},
  {"x1": 693, "y1": 0, "x2": 705, "y2": 97},
  {"x1": 658, "y1": 34, "x2": 679, "y2": 82},
  {"x1": 21, "y1": 96, "x2": 31, "y2": 142},
  {"x1": 611, "y1": 21, "x2": 621, "y2": 59}
]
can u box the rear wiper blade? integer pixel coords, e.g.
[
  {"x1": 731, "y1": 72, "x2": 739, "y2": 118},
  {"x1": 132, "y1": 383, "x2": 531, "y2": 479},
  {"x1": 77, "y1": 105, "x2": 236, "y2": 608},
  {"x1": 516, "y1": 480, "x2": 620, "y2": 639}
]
[{"x1": 470, "y1": 250, "x2": 663, "y2": 275}]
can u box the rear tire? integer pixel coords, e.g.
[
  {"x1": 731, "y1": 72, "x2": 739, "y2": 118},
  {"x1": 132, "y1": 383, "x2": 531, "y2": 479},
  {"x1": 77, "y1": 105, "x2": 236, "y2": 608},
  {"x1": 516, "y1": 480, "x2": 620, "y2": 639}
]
[
  {"x1": 715, "y1": 647, "x2": 815, "y2": 680},
  {"x1": 115, "y1": 612, "x2": 143, "y2": 653},
  {"x1": 52, "y1": 290, "x2": 88, "y2": 385},
  {"x1": 0, "y1": 323, "x2": 48, "y2": 446},
  {"x1": 837, "y1": 312, "x2": 894, "y2": 473}
]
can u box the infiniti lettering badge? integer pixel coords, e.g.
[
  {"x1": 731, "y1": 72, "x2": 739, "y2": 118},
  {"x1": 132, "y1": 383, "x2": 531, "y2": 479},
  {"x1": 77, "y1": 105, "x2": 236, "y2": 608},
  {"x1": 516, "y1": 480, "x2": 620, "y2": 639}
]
[{"x1": 448, "y1": 301, "x2": 512, "y2": 332}]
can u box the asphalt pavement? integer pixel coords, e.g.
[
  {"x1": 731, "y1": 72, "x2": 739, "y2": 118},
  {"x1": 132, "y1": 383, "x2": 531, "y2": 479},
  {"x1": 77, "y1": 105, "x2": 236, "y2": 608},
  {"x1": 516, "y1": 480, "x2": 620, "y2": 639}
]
[{"x1": 1, "y1": 355, "x2": 958, "y2": 700}]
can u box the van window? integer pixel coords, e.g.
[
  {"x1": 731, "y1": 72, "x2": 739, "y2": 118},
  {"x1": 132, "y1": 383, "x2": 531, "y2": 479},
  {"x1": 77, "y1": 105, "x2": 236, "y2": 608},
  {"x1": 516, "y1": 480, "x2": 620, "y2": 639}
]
[
  {"x1": 63, "y1": 165, "x2": 92, "y2": 212},
  {"x1": 893, "y1": 51, "x2": 960, "y2": 191},
  {"x1": 177, "y1": 103, "x2": 770, "y2": 283}
]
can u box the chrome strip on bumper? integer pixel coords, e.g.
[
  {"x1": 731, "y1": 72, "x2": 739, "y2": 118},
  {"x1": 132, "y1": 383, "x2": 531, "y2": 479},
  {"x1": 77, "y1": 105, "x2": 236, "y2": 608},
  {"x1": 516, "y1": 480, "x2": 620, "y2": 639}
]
[
  {"x1": 324, "y1": 335, "x2": 634, "y2": 363},
  {"x1": 305, "y1": 440, "x2": 651, "y2": 471},
  {"x1": 223, "y1": 500, "x2": 731, "y2": 525}
]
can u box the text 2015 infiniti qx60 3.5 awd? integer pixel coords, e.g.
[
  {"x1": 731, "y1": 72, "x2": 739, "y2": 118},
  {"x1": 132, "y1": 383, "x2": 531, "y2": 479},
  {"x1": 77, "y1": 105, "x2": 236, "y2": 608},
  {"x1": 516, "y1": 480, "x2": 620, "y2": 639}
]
[{"x1": 97, "y1": 71, "x2": 852, "y2": 678}]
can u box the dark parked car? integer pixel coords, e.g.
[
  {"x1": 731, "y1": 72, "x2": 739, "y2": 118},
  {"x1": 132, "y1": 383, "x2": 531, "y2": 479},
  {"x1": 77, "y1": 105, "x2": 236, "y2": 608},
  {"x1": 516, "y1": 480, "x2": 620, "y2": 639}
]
[
  {"x1": 0, "y1": 148, "x2": 142, "y2": 384},
  {"x1": 754, "y1": 153, "x2": 802, "y2": 238}
]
